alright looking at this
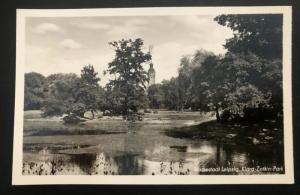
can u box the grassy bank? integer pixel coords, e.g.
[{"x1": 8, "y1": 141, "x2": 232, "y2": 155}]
[{"x1": 165, "y1": 120, "x2": 283, "y2": 146}]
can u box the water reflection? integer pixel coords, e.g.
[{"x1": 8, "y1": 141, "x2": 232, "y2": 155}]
[{"x1": 23, "y1": 140, "x2": 284, "y2": 175}]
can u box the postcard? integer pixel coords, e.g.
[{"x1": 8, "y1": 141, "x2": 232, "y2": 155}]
[{"x1": 13, "y1": 6, "x2": 293, "y2": 184}]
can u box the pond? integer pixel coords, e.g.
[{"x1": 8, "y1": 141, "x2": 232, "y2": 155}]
[{"x1": 22, "y1": 111, "x2": 284, "y2": 175}]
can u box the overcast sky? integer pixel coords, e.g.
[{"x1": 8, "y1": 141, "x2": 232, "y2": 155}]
[{"x1": 25, "y1": 15, "x2": 233, "y2": 86}]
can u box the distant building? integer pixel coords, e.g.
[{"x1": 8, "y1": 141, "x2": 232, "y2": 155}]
[{"x1": 148, "y1": 63, "x2": 155, "y2": 86}]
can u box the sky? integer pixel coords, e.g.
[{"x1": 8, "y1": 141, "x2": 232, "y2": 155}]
[{"x1": 25, "y1": 15, "x2": 234, "y2": 86}]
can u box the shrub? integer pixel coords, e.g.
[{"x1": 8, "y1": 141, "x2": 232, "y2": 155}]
[{"x1": 63, "y1": 114, "x2": 85, "y2": 124}]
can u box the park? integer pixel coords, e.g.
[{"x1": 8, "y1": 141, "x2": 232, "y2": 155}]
[{"x1": 22, "y1": 14, "x2": 284, "y2": 175}]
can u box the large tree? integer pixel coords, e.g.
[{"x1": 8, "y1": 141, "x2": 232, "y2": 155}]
[
  {"x1": 213, "y1": 14, "x2": 283, "y2": 121},
  {"x1": 178, "y1": 49, "x2": 215, "y2": 111},
  {"x1": 214, "y1": 14, "x2": 282, "y2": 59},
  {"x1": 42, "y1": 73, "x2": 80, "y2": 116},
  {"x1": 191, "y1": 55, "x2": 228, "y2": 121},
  {"x1": 160, "y1": 78, "x2": 180, "y2": 110},
  {"x1": 106, "y1": 38, "x2": 152, "y2": 119},
  {"x1": 73, "y1": 65, "x2": 101, "y2": 119},
  {"x1": 177, "y1": 56, "x2": 192, "y2": 111},
  {"x1": 41, "y1": 65, "x2": 102, "y2": 119},
  {"x1": 147, "y1": 84, "x2": 164, "y2": 109}
]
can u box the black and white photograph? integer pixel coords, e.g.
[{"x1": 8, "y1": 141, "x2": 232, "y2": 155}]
[{"x1": 12, "y1": 7, "x2": 293, "y2": 184}]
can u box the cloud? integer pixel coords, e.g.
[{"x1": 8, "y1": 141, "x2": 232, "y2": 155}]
[
  {"x1": 70, "y1": 21, "x2": 111, "y2": 30},
  {"x1": 25, "y1": 45, "x2": 54, "y2": 74},
  {"x1": 26, "y1": 16, "x2": 234, "y2": 86},
  {"x1": 151, "y1": 41, "x2": 200, "y2": 82},
  {"x1": 105, "y1": 18, "x2": 149, "y2": 40},
  {"x1": 59, "y1": 38, "x2": 82, "y2": 49},
  {"x1": 125, "y1": 18, "x2": 149, "y2": 26},
  {"x1": 169, "y1": 15, "x2": 213, "y2": 30},
  {"x1": 170, "y1": 15, "x2": 233, "y2": 42},
  {"x1": 82, "y1": 54, "x2": 115, "y2": 86},
  {"x1": 68, "y1": 18, "x2": 150, "y2": 41},
  {"x1": 32, "y1": 23, "x2": 63, "y2": 34},
  {"x1": 69, "y1": 18, "x2": 148, "y2": 35}
]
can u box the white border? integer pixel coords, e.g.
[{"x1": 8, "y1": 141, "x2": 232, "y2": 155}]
[{"x1": 13, "y1": 6, "x2": 293, "y2": 185}]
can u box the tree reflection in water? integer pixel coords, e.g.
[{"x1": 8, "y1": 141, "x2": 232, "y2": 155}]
[{"x1": 23, "y1": 139, "x2": 284, "y2": 175}]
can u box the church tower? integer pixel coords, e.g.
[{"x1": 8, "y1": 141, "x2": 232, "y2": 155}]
[
  {"x1": 148, "y1": 63, "x2": 155, "y2": 86},
  {"x1": 147, "y1": 45, "x2": 155, "y2": 87}
]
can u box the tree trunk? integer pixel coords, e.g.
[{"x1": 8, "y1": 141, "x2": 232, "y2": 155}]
[
  {"x1": 216, "y1": 107, "x2": 220, "y2": 122},
  {"x1": 79, "y1": 112, "x2": 85, "y2": 118},
  {"x1": 91, "y1": 110, "x2": 95, "y2": 119}
]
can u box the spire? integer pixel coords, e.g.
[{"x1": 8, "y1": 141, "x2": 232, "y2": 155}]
[
  {"x1": 149, "y1": 63, "x2": 154, "y2": 69},
  {"x1": 147, "y1": 45, "x2": 155, "y2": 86}
]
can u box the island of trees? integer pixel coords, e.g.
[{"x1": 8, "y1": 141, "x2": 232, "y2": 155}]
[{"x1": 24, "y1": 14, "x2": 283, "y2": 126}]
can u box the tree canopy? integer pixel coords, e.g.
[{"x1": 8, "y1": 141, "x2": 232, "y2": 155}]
[
  {"x1": 106, "y1": 38, "x2": 151, "y2": 119},
  {"x1": 24, "y1": 72, "x2": 46, "y2": 110},
  {"x1": 73, "y1": 65, "x2": 101, "y2": 118},
  {"x1": 214, "y1": 14, "x2": 282, "y2": 59}
]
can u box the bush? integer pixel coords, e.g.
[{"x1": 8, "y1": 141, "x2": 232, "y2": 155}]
[
  {"x1": 220, "y1": 110, "x2": 231, "y2": 123},
  {"x1": 68, "y1": 103, "x2": 86, "y2": 118},
  {"x1": 42, "y1": 99, "x2": 66, "y2": 117},
  {"x1": 24, "y1": 93, "x2": 44, "y2": 110},
  {"x1": 243, "y1": 107, "x2": 278, "y2": 122},
  {"x1": 63, "y1": 114, "x2": 85, "y2": 124},
  {"x1": 220, "y1": 106, "x2": 280, "y2": 123}
]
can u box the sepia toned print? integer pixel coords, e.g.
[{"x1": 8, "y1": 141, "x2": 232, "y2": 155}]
[{"x1": 13, "y1": 7, "x2": 293, "y2": 184}]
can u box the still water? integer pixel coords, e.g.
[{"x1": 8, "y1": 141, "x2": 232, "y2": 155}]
[{"x1": 23, "y1": 112, "x2": 284, "y2": 175}]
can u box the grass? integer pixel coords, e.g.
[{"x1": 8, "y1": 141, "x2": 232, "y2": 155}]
[
  {"x1": 23, "y1": 110, "x2": 212, "y2": 135},
  {"x1": 23, "y1": 110, "x2": 211, "y2": 154},
  {"x1": 23, "y1": 110, "x2": 43, "y2": 119}
]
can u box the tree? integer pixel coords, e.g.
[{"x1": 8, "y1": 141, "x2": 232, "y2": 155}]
[
  {"x1": 42, "y1": 73, "x2": 80, "y2": 117},
  {"x1": 103, "y1": 84, "x2": 124, "y2": 115},
  {"x1": 177, "y1": 49, "x2": 217, "y2": 111},
  {"x1": 24, "y1": 72, "x2": 46, "y2": 110},
  {"x1": 41, "y1": 66, "x2": 102, "y2": 121},
  {"x1": 190, "y1": 51, "x2": 280, "y2": 122},
  {"x1": 80, "y1": 64, "x2": 100, "y2": 86},
  {"x1": 191, "y1": 55, "x2": 228, "y2": 121},
  {"x1": 161, "y1": 78, "x2": 180, "y2": 110},
  {"x1": 214, "y1": 14, "x2": 282, "y2": 59},
  {"x1": 73, "y1": 65, "x2": 101, "y2": 119},
  {"x1": 177, "y1": 56, "x2": 192, "y2": 111},
  {"x1": 106, "y1": 38, "x2": 152, "y2": 120},
  {"x1": 214, "y1": 14, "x2": 283, "y2": 122},
  {"x1": 220, "y1": 52, "x2": 282, "y2": 121},
  {"x1": 147, "y1": 84, "x2": 164, "y2": 109},
  {"x1": 190, "y1": 49, "x2": 215, "y2": 67}
]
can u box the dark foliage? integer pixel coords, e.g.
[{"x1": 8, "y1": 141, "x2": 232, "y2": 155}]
[
  {"x1": 105, "y1": 38, "x2": 151, "y2": 119},
  {"x1": 24, "y1": 72, "x2": 46, "y2": 110},
  {"x1": 214, "y1": 14, "x2": 282, "y2": 59}
]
